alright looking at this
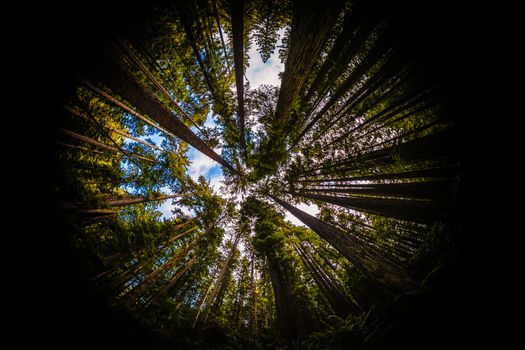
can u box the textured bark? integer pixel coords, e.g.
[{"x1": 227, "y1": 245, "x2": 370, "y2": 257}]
[
  {"x1": 270, "y1": 195, "x2": 417, "y2": 294},
  {"x1": 273, "y1": 0, "x2": 344, "y2": 127},
  {"x1": 302, "y1": 180, "x2": 452, "y2": 200},
  {"x1": 267, "y1": 256, "x2": 298, "y2": 340},
  {"x1": 293, "y1": 191, "x2": 455, "y2": 224},
  {"x1": 115, "y1": 36, "x2": 203, "y2": 131},
  {"x1": 88, "y1": 47, "x2": 238, "y2": 173},
  {"x1": 231, "y1": 0, "x2": 246, "y2": 152}
]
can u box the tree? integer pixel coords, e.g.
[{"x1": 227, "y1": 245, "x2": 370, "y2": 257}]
[{"x1": 85, "y1": 42, "x2": 239, "y2": 174}]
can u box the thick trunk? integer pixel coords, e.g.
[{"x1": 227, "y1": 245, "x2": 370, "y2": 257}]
[
  {"x1": 115, "y1": 37, "x2": 203, "y2": 131},
  {"x1": 301, "y1": 180, "x2": 452, "y2": 200},
  {"x1": 297, "y1": 166, "x2": 457, "y2": 183},
  {"x1": 270, "y1": 195, "x2": 417, "y2": 294},
  {"x1": 267, "y1": 256, "x2": 298, "y2": 340},
  {"x1": 87, "y1": 47, "x2": 238, "y2": 174},
  {"x1": 273, "y1": 0, "x2": 344, "y2": 128},
  {"x1": 231, "y1": 0, "x2": 246, "y2": 152},
  {"x1": 293, "y1": 191, "x2": 455, "y2": 224}
]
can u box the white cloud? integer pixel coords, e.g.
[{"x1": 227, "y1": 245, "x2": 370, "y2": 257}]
[
  {"x1": 209, "y1": 173, "x2": 225, "y2": 193},
  {"x1": 187, "y1": 146, "x2": 221, "y2": 181},
  {"x1": 246, "y1": 29, "x2": 285, "y2": 89},
  {"x1": 284, "y1": 202, "x2": 319, "y2": 228}
]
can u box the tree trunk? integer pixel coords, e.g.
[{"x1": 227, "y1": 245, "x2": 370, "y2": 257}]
[
  {"x1": 297, "y1": 166, "x2": 457, "y2": 183},
  {"x1": 153, "y1": 254, "x2": 199, "y2": 302},
  {"x1": 250, "y1": 256, "x2": 258, "y2": 336},
  {"x1": 205, "y1": 231, "x2": 241, "y2": 320},
  {"x1": 273, "y1": 0, "x2": 344, "y2": 128},
  {"x1": 87, "y1": 46, "x2": 238, "y2": 174},
  {"x1": 231, "y1": 0, "x2": 246, "y2": 152},
  {"x1": 126, "y1": 230, "x2": 206, "y2": 304},
  {"x1": 301, "y1": 180, "x2": 452, "y2": 200},
  {"x1": 293, "y1": 191, "x2": 455, "y2": 224},
  {"x1": 107, "y1": 193, "x2": 189, "y2": 207},
  {"x1": 58, "y1": 128, "x2": 158, "y2": 163},
  {"x1": 267, "y1": 255, "x2": 298, "y2": 340},
  {"x1": 115, "y1": 36, "x2": 203, "y2": 132},
  {"x1": 270, "y1": 195, "x2": 417, "y2": 294}
]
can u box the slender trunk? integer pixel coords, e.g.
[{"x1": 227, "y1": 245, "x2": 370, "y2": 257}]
[
  {"x1": 205, "y1": 232, "x2": 242, "y2": 320},
  {"x1": 107, "y1": 193, "x2": 189, "y2": 207},
  {"x1": 162, "y1": 226, "x2": 198, "y2": 248},
  {"x1": 58, "y1": 128, "x2": 158, "y2": 163},
  {"x1": 193, "y1": 280, "x2": 214, "y2": 328},
  {"x1": 65, "y1": 105, "x2": 165, "y2": 152},
  {"x1": 304, "y1": 3, "x2": 369, "y2": 102},
  {"x1": 153, "y1": 254, "x2": 199, "y2": 302},
  {"x1": 296, "y1": 243, "x2": 358, "y2": 316},
  {"x1": 250, "y1": 256, "x2": 258, "y2": 336},
  {"x1": 108, "y1": 127, "x2": 164, "y2": 152},
  {"x1": 211, "y1": 0, "x2": 231, "y2": 74},
  {"x1": 300, "y1": 129, "x2": 458, "y2": 177},
  {"x1": 126, "y1": 230, "x2": 207, "y2": 304},
  {"x1": 298, "y1": 27, "x2": 394, "y2": 146}
]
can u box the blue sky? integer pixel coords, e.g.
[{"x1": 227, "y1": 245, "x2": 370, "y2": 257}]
[{"x1": 157, "y1": 33, "x2": 319, "y2": 226}]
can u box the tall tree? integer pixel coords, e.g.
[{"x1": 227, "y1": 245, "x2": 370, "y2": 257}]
[
  {"x1": 269, "y1": 195, "x2": 417, "y2": 294},
  {"x1": 85, "y1": 44, "x2": 239, "y2": 174}
]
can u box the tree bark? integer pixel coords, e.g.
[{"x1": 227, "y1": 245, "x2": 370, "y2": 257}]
[
  {"x1": 273, "y1": 0, "x2": 344, "y2": 128},
  {"x1": 87, "y1": 46, "x2": 238, "y2": 174},
  {"x1": 270, "y1": 195, "x2": 417, "y2": 294},
  {"x1": 231, "y1": 0, "x2": 246, "y2": 153}
]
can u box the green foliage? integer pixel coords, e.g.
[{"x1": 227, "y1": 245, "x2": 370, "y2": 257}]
[{"x1": 52, "y1": 1, "x2": 463, "y2": 348}]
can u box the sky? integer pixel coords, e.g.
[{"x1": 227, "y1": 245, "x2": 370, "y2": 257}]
[{"x1": 157, "y1": 33, "x2": 319, "y2": 226}]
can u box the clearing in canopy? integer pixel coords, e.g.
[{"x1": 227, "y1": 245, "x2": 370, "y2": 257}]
[{"x1": 46, "y1": 0, "x2": 471, "y2": 349}]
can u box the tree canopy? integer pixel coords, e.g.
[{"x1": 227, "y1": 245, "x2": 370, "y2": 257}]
[{"x1": 45, "y1": 1, "x2": 471, "y2": 349}]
